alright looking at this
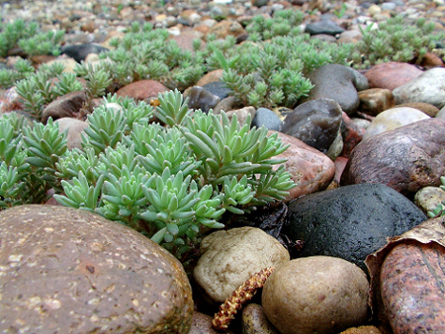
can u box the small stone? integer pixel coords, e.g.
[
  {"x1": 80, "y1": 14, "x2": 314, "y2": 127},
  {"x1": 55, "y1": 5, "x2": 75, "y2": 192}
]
[
  {"x1": 185, "y1": 86, "x2": 221, "y2": 113},
  {"x1": 305, "y1": 20, "x2": 345, "y2": 35},
  {"x1": 189, "y1": 312, "x2": 233, "y2": 334},
  {"x1": 42, "y1": 91, "x2": 88, "y2": 123},
  {"x1": 193, "y1": 226, "x2": 289, "y2": 303},
  {"x1": 115, "y1": 80, "x2": 169, "y2": 101},
  {"x1": 202, "y1": 81, "x2": 231, "y2": 100},
  {"x1": 393, "y1": 102, "x2": 440, "y2": 117},
  {"x1": 196, "y1": 69, "x2": 224, "y2": 87},
  {"x1": 414, "y1": 186, "x2": 445, "y2": 215},
  {"x1": 262, "y1": 256, "x2": 370, "y2": 334},
  {"x1": 61, "y1": 44, "x2": 109, "y2": 63},
  {"x1": 269, "y1": 130, "x2": 335, "y2": 201},
  {"x1": 301, "y1": 64, "x2": 368, "y2": 115},
  {"x1": 358, "y1": 88, "x2": 395, "y2": 116},
  {"x1": 55, "y1": 117, "x2": 88, "y2": 150},
  {"x1": 206, "y1": 20, "x2": 247, "y2": 41},
  {"x1": 252, "y1": 107, "x2": 282, "y2": 131},
  {"x1": 242, "y1": 303, "x2": 280, "y2": 334},
  {"x1": 419, "y1": 52, "x2": 445, "y2": 68},
  {"x1": 225, "y1": 106, "x2": 256, "y2": 127},
  {"x1": 280, "y1": 98, "x2": 343, "y2": 154},
  {"x1": 339, "y1": 325, "x2": 382, "y2": 334},
  {"x1": 362, "y1": 107, "x2": 430, "y2": 140},
  {"x1": 213, "y1": 96, "x2": 243, "y2": 114},
  {"x1": 392, "y1": 67, "x2": 445, "y2": 109},
  {"x1": 364, "y1": 62, "x2": 423, "y2": 91}
]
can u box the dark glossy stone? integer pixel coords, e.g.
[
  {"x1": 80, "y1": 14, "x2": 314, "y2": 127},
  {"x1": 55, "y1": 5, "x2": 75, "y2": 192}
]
[
  {"x1": 61, "y1": 44, "x2": 109, "y2": 63},
  {"x1": 282, "y1": 183, "x2": 427, "y2": 270},
  {"x1": 305, "y1": 20, "x2": 345, "y2": 36},
  {"x1": 280, "y1": 98, "x2": 342, "y2": 154}
]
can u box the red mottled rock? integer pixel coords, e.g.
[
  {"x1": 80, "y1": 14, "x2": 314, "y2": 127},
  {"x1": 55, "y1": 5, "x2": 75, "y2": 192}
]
[
  {"x1": 206, "y1": 20, "x2": 247, "y2": 41},
  {"x1": 419, "y1": 52, "x2": 445, "y2": 68},
  {"x1": 394, "y1": 102, "x2": 440, "y2": 117},
  {"x1": 0, "y1": 205, "x2": 193, "y2": 333},
  {"x1": 341, "y1": 118, "x2": 445, "y2": 196},
  {"x1": 380, "y1": 242, "x2": 445, "y2": 333},
  {"x1": 358, "y1": 88, "x2": 395, "y2": 116},
  {"x1": 326, "y1": 156, "x2": 348, "y2": 190},
  {"x1": 116, "y1": 80, "x2": 169, "y2": 101},
  {"x1": 196, "y1": 69, "x2": 224, "y2": 87},
  {"x1": 341, "y1": 112, "x2": 365, "y2": 158},
  {"x1": 364, "y1": 62, "x2": 423, "y2": 91},
  {"x1": 42, "y1": 90, "x2": 88, "y2": 123},
  {"x1": 269, "y1": 130, "x2": 335, "y2": 201}
]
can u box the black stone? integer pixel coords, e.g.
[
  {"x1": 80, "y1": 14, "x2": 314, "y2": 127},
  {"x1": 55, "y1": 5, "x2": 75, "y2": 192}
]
[
  {"x1": 61, "y1": 44, "x2": 109, "y2": 63},
  {"x1": 279, "y1": 98, "x2": 342, "y2": 154},
  {"x1": 282, "y1": 183, "x2": 427, "y2": 271},
  {"x1": 305, "y1": 20, "x2": 345, "y2": 36}
]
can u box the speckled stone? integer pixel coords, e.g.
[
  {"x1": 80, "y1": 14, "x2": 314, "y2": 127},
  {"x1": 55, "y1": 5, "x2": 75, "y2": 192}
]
[{"x1": 0, "y1": 205, "x2": 193, "y2": 334}]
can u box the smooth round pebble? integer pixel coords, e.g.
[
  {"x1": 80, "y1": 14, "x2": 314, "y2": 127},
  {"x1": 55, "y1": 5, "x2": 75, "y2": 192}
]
[{"x1": 262, "y1": 256, "x2": 370, "y2": 334}]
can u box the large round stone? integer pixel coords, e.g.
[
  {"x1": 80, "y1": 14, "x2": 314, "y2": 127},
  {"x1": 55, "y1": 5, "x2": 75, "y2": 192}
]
[
  {"x1": 0, "y1": 205, "x2": 193, "y2": 333},
  {"x1": 282, "y1": 184, "x2": 427, "y2": 270},
  {"x1": 262, "y1": 256, "x2": 369, "y2": 334}
]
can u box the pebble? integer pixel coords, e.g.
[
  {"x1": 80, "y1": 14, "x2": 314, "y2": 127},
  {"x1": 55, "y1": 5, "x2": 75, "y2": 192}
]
[
  {"x1": 414, "y1": 186, "x2": 445, "y2": 214},
  {"x1": 42, "y1": 90, "x2": 88, "y2": 123},
  {"x1": 364, "y1": 62, "x2": 423, "y2": 90},
  {"x1": 262, "y1": 256, "x2": 370, "y2": 334},
  {"x1": 362, "y1": 107, "x2": 430, "y2": 140},
  {"x1": 301, "y1": 64, "x2": 369, "y2": 115},
  {"x1": 55, "y1": 117, "x2": 89, "y2": 150},
  {"x1": 252, "y1": 107, "x2": 282, "y2": 131},
  {"x1": 193, "y1": 226, "x2": 289, "y2": 303}
]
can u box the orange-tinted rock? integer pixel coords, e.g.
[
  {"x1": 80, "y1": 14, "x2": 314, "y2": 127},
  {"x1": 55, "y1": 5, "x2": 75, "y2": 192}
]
[
  {"x1": 419, "y1": 52, "x2": 445, "y2": 68},
  {"x1": 269, "y1": 130, "x2": 335, "y2": 201},
  {"x1": 206, "y1": 20, "x2": 247, "y2": 41},
  {"x1": 381, "y1": 242, "x2": 445, "y2": 333},
  {"x1": 394, "y1": 101, "x2": 440, "y2": 117},
  {"x1": 358, "y1": 88, "x2": 395, "y2": 116},
  {"x1": 115, "y1": 80, "x2": 169, "y2": 101},
  {"x1": 364, "y1": 62, "x2": 423, "y2": 91},
  {"x1": 196, "y1": 69, "x2": 224, "y2": 87}
]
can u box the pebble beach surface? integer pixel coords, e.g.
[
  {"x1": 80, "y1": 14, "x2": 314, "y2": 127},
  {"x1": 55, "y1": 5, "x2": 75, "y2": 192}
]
[{"x1": 1, "y1": 1, "x2": 445, "y2": 334}]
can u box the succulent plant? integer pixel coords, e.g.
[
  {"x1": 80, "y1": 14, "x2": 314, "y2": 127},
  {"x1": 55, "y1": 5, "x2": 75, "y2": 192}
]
[{"x1": 428, "y1": 176, "x2": 445, "y2": 219}]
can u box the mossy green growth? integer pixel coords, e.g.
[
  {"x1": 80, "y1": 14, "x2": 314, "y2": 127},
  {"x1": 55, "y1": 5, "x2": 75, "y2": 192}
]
[
  {"x1": 428, "y1": 176, "x2": 445, "y2": 219},
  {"x1": 0, "y1": 90, "x2": 295, "y2": 258},
  {"x1": 352, "y1": 16, "x2": 445, "y2": 69}
]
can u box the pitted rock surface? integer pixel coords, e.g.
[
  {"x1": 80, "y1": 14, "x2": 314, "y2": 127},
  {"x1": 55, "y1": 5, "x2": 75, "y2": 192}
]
[
  {"x1": 342, "y1": 118, "x2": 445, "y2": 196},
  {"x1": 0, "y1": 205, "x2": 193, "y2": 334},
  {"x1": 193, "y1": 226, "x2": 289, "y2": 303}
]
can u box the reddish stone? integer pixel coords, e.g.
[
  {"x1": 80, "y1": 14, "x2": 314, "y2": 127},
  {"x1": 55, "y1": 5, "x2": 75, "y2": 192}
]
[
  {"x1": 196, "y1": 69, "x2": 224, "y2": 87},
  {"x1": 170, "y1": 28, "x2": 205, "y2": 53},
  {"x1": 206, "y1": 20, "x2": 247, "y2": 41},
  {"x1": 419, "y1": 52, "x2": 445, "y2": 69},
  {"x1": 115, "y1": 80, "x2": 169, "y2": 101},
  {"x1": 364, "y1": 62, "x2": 423, "y2": 91},
  {"x1": 381, "y1": 242, "x2": 445, "y2": 333},
  {"x1": 270, "y1": 130, "x2": 335, "y2": 201},
  {"x1": 341, "y1": 112, "x2": 365, "y2": 158},
  {"x1": 341, "y1": 118, "x2": 445, "y2": 196}
]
